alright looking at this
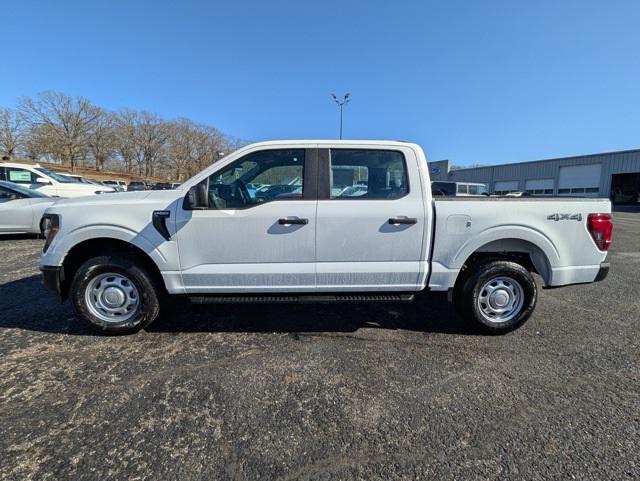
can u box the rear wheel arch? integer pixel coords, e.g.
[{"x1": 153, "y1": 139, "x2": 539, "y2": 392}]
[
  {"x1": 61, "y1": 238, "x2": 166, "y2": 299},
  {"x1": 455, "y1": 238, "x2": 552, "y2": 288}
]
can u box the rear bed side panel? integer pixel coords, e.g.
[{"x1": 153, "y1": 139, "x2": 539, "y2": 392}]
[{"x1": 429, "y1": 198, "x2": 611, "y2": 290}]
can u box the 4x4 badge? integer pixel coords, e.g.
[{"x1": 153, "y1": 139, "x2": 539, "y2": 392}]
[{"x1": 547, "y1": 213, "x2": 582, "y2": 221}]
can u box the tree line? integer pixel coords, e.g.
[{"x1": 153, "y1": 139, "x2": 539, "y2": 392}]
[{"x1": 0, "y1": 91, "x2": 242, "y2": 181}]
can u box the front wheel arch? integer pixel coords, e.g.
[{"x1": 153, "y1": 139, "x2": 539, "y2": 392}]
[{"x1": 61, "y1": 238, "x2": 166, "y2": 300}]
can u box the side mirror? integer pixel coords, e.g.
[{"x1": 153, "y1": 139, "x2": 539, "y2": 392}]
[
  {"x1": 183, "y1": 180, "x2": 209, "y2": 210},
  {"x1": 36, "y1": 177, "x2": 51, "y2": 185}
]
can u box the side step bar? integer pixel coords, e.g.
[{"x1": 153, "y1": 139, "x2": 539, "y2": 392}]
[{"x1": 189, "y1": 293, "x2": 415, "y2": 304}]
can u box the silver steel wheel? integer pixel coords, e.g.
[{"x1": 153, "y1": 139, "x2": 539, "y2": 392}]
[
  {"x1": 85, "y1": 272, "x2": 140, "y2": 323},
  {"x1": 477, "y1": 276, "x2": 524, "y2": 323}
]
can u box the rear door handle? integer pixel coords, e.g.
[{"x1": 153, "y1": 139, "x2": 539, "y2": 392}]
[
  {"x1": 388, "y1": 217, "x2": 417, "y2": 225},
  {"x1": 278, "y1": 217, "x2": 309, "y2": 225}
]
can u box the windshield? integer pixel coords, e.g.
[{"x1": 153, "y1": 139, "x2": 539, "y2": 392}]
[
  {"x1": 1, "y1": 181, "x2": 49, "y2": 198},
  {"x1": 35, "y1": 167, "x2": 75, "y2": 183},
  {"x1": 61, "y1": 175, "x2": 82, "y2": 183}
]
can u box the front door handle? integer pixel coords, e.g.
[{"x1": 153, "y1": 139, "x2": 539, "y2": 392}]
[
  {"x1": 278, "y1": 217, "x2": 309, "y2": 225},
  {"x1": 388, "y1": 217, "x2": 417, "y2": 225}
]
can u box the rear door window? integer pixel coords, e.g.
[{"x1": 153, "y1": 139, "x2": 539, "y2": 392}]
[{"x1": 329, "y1": 149, "x2": 408, "y2": 200}]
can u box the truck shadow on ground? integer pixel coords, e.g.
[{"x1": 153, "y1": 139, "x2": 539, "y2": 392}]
[{"x1": 0, "y1": 275, "x2": 478, "y2": 336}]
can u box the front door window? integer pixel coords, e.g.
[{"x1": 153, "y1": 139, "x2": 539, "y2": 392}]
[{"x1": 207, "y1": 149, "x2": 305, "y2": 209}]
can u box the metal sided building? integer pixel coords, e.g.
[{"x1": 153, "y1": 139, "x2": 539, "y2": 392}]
[{"x1": 428, "y1": 149, "x2": 640, "y2": 199}]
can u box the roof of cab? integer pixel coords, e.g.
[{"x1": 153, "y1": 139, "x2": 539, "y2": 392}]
[{"x1": 244, "y1": 139, "x2": 418, "y2": 147}]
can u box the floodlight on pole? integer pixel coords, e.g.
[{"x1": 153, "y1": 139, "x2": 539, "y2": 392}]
[{"x1": 331, "y1": 93, "x2": 350, "y2": 139}]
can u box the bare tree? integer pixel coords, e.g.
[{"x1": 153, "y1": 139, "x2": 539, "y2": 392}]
[
  {"x1": 162, "y1": 118, "x2": 196, "y2": 181},
  {"x1": 6, "y1": 90, "x2": 238, "y2": 179},
  {"x1": 21, "y1": 125, "x2": 48, "y2": 161},
  {"x1": 87, "y1": 107, "x2": 117, "y2": 171},
  {"x1": 160, "y1": 119, "x2": 231, "y2": 180},
  {"x1": 136, "y1": 111, "x2": 168, "y2": 177},
  {"x1": 18, "y1": 91, "x2": 99, "y2": 171},
  {"x1": 112, "y1": 110, "x2": 168, "y2": 177},
  {"x1": 0, "y1": 108, "x2": 24, "y2": 159},
  {"x1": 113, "y1": 109, "x2": 140, "y2": 173}
]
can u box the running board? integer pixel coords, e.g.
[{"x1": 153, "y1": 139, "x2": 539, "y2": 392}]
[{"x1": 189, "y1": 293, "x2": 415, "y2": 304}]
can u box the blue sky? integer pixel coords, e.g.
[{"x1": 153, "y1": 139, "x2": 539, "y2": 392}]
[{"x1": 2, "y1": 0, "x2": 639, "y2": 165}]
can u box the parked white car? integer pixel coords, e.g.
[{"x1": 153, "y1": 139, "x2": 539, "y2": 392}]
[
  {"x1": 101, "y1": 180, "x2": 127, "y2": 192},
  {"x1": 39, "y1": 140, "x2": 612, "y2": 335},
  {"x1": 0, "y1": 181, "x2": 56, "y2": 234},
  {"x1": 0, "y1": 163, "x2": 115, "y2": 197}
]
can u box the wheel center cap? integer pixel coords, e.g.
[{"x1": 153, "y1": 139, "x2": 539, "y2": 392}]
[
  {"x1": 103, "y1": 287, "x2": 126, "y2": 307},
  {"x1": 491, "y1": 290, "x2": 510, "y2": 308}
]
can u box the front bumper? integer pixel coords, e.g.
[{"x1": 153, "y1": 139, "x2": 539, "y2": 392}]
[
  {"x1": 41, "y1": 266, "x2": 65, "y2": 302},
  {"x1": 594, "y1": 262, "x2": 610, "y2": 282}
]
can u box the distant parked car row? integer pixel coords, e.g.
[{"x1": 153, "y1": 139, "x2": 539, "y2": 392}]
[
  {"x1": 429, "y1": 181, "x2": 561, "y2": 198},
  {"x1": 55, "y1": 175, "x2": 181, "y2": 192},
  {"x1": 0, "y1": 163, "x2": 116, "y2": 197},
  {"x1": 128, "y1": 181, "x2": 181, "y2": 191},
  {"x1": 0, "y1": 162, "x2": 180, "y2": 196},
  {"x1": 431, "y1": 181, "x2": 489, "y2": 197}
]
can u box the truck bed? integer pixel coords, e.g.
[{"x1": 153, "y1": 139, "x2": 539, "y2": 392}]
[{"x1": 429, "y1": 197, "x2": 610, "y2": 290}]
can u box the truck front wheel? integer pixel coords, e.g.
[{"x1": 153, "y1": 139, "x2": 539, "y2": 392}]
[
  {"x1": 453, "y1": 260, "x2": 537, "y2": 334},
  {"x1": 69, "y1": 255, "x2": 161, "y2": 335}
]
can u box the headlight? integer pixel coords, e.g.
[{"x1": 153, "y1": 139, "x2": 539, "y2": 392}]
[
  {"x1": 41, "y1": 217, "x2": 52, "y2": 238},
  {"x1": 41, "y1": 214, "x2": 60, "y2": 253}
]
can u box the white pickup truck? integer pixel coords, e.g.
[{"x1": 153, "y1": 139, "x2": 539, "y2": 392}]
[{"x1": 40, "y1": 141, "x2": 613, "y2": 335}]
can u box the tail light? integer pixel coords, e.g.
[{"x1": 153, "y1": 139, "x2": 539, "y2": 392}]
[{"x1": 587, "y1": 213, "x2": 613, "y2": 251}]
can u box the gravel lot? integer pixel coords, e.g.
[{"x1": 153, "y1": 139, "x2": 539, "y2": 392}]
[{"x1": 1, "y1": 211, "x2": 639, "y2": 481}]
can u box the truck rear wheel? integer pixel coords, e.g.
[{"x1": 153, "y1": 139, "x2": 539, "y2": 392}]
[
  {"x1": 69, "y1": 255, "x2": 161, "y2": 335},
  {"x1": 453, "y1": 260, "x2": 537, "y2": 334}
]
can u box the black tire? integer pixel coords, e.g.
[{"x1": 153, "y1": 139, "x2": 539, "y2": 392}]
[
  {"x1": 70, "y1": 255, "x2": 161, "y2": 335},
  {"x1": 453, "y1": 260, "x2": 537, "y2": 334}
]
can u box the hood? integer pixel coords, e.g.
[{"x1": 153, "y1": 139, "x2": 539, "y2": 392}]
[
  {"x1": 53, "y1": 190, "x2": 154, "y2": 207},
  {"x1": 28, "y1": 197, "x2": 58, "y2": 206}
]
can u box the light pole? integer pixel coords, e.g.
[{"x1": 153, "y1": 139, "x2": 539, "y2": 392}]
[{"x1": 331, "y1": 93, "x2": 350, "y2": 139}]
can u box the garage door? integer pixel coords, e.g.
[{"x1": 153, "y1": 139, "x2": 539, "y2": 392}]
[
  {"x1": 525, "y1": 178, "x2": 554, "y2": 195},
  {"x1": 558, "y1": 164, "x2": 601, "y2": 196},
  {"x1": 493, "y1": 180, "x2": 519, "y2": 195}
]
